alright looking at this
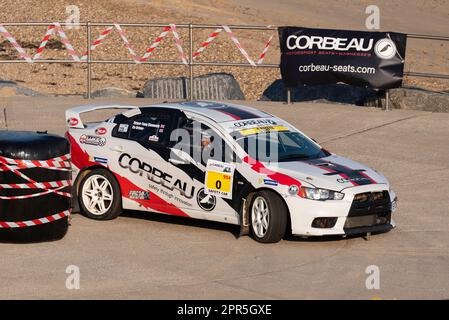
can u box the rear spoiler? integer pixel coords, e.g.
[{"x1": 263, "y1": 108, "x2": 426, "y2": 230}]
[{"x1": 65, "y1": 104, "x2": 140, "y2": 129}]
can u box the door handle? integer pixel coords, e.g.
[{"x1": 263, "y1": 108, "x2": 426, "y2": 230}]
[
  {"x1": 110, "y1": 145, "x2": 124, "y2": 153},
  {"x1": 169, "y1": 158, "x2": 188, "y2": 165}
]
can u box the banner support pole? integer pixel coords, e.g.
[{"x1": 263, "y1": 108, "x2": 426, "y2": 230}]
[
  {"x1": 385, "y1": 89, "x2": 390, "y2": 111},
  {"x1": 189, "y1": 23, "x2": 194, "y2": 101},
  {"x1": 87, "y1": 21, "x2": 92, "y2": 99}
]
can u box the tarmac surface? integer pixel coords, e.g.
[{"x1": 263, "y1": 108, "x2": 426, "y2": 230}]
[{"x1": 1, "y1": 97, "x2": 448, "y2": 299}]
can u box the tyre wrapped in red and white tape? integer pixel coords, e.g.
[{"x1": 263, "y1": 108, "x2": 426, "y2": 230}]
[{"x1": 0, "y1": 131, "x2": 71, "y2": 242}]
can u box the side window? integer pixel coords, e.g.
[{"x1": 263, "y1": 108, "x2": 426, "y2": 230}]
[
  {"x1": 113, "y1": 112, "x2": 170, "y2": 146},
  {"x1": 174, "y1": 118, "x2": 235, "y2": 165}
]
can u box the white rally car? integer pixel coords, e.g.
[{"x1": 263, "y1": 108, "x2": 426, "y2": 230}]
[{"x1": 66, "y1": 101, "x2": 397, "y2": 243}]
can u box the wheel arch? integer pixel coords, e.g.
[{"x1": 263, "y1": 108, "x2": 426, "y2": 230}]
[
  {"x1": 239, "y1": 186, "x2": 292, "y2": 237},
  {"x1": 72, "y1": 165, "x2": 122, "y2": 212}
]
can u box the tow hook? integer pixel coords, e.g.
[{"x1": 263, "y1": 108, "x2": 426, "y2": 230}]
[{"x1": 363, "y1": 232, "x2": 372, "y2": 241}]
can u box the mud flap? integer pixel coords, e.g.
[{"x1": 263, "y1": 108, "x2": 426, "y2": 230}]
[{"x1": 238, "y1": 193, "x2": 254, "y2": 237}]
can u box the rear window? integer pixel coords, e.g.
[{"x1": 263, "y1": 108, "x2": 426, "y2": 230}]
[{"x1": 112, "y1": 113, "x2": 170, "y2": 145}]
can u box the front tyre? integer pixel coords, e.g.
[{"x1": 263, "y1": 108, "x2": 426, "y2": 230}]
[
  {"x1": 78, "y1": 169, "x2": 122, "y2": 220},
  {"x1": 250, "y1": 190, "x2": 288, "y2": 243}
]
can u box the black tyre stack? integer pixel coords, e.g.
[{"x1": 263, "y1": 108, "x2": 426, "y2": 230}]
[{"x1": 0, "y1": 131, "x2": 71, "y2": 242}]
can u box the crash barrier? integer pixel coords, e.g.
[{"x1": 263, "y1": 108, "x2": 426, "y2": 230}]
[
  {"x1": 0, "y1": 131, "x2": 71, "y2": 242},
  {"x1": 0, "y1": 22, "x2": 448, "y2": 101}
]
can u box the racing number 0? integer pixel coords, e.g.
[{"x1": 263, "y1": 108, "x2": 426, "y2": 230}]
[{"x1": 216, "y1": 180, "x2": 222, "y2": 190}]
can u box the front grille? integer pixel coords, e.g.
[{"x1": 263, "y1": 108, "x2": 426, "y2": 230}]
[
  {"x1": 344, "y1": 212, "x2": 391, "y2": 229},
  {"x1": 344, "y1": 191, "x2": 392, "y2": 230},
  {"x1": 348, "y1": 191, "x2": 391, "y2": 217}
]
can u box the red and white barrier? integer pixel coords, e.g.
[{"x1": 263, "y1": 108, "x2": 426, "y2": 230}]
[
  {"x1": 0, "y1": 210, "x2": 70, "y2": 228},
  {"x1": 0, "y1": 24, "x2": 33, "y2": 62},
  {"x1": 140, "y1": 26, "x2": 171, "y2": 62},
  {"x1": 256, "y1": 35, "x2": 273, "y2": 64},
  {"x1": 192, "y1": 26, "x2": 273, "y2": 65},
  {"x1": 80, "y1": 26, "x2": 114, "y2": 61},
  {"x1": 0, "y1": 154, "x2": 71, "y2": 200},
  {"x1": 193, "y1": 28, "x2": 223, "y2": 59},
  {"x1": 0, "y1": 22, "x2": 274, "y2": 66},
  {"x1": 222, "y1": 26, "x2": 256, "y2": 66},
  {"x1": 0, "y1": 154, "x2": 71, "y2": 169}
]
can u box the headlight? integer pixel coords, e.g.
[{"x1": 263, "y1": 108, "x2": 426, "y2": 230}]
[{"x1": 299, "y1": 187, "x2": 344, "y2": 201}]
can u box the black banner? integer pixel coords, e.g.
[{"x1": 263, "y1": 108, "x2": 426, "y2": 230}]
[{"x1": 279, "y1": 27, "x2": 407, "y2": 89}]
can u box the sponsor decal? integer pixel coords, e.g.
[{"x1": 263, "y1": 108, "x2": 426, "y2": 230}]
[
  {"x1": 118, "y1": 124, "x2": 129, "y2": 133},
  {"x1": 279, "y1": 27, "x2": 407, "y2": 89},
  {"x1": 66, "y1": 132, "x2": 190, "y2": 217},
  {"x1": 196, "y1": 188, "x2": 216, "y2": 211},
  {"x1": 240, "y1": 125, "x2": 289, "y2": 136},
  {"x1": 93, "y1": 156, "x2": 108, "y2": 164},
  {"x1": 263, "y1": 179, "x2": 279, "y2": 186},
  {"x1": 337, "y1": 177, "x2": 371, "y2": 184},
  {"x1": 148, "y1": 135, "x2": 159, "y2": 142},
  {"x1": 233, "y1": 119, "x2": 277, "y2": 128},
  {"x1": 243, "y1": 156, "x2": 302, "y2": 188},
  {"x1": 95, "y1": 127, "x2": 107, "y2": 135},
  {"x1": 204, "y1": 159, "x2": 235, "y2": 199},
  {"x1": 286, "y1": 35, "x2": 374, "y2": 52},
  {"x1": 129, "y1": 190, "x2": 150, "y2": 200},
  {"x1": 304, "y1": 159, "x2": 377, "y2": 186},
  {"x1": 119, "y1": 153, "x2": 195, "y2": 199},
  {"x1": 79, "y1": 135, "x2": 106, "y2": 146},
  {"x1": 68, "y1": 118, "x2": 79, "y2": 126},
  {"x1": 132, "y1": 121, "x2": 162, "y2": 131},
  {"x1": 374, "y1": 38, "x2": 397, "y2": 60}
]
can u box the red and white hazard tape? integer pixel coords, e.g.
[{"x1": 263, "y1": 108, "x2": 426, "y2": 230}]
[
  {"x1": 0, "y1": 180, "x2": 71, "y2": 190},
  {"x1": 0, "y1": 154, "x2": 71, "y2": 170},
  {"x1": 0, "y1": 185, "x2": 70, "y2": 200},
  {"x1": 0, "y1": 22, "x2": 273, "y2": 66},
  {"x1": 193, "y1": 28, "x2": 223, "y2": 59},
  {"x1": 256, "y1": 35, "x2": 273, "y2": 64},
  {"x1": 80, "y1": 26, "x2": 114, "y2": 61},
  {"x1": 54, "y1": 22, "x2": 81, "y2": 62},
  {"x1": 0, "y1": 22, "x2": 188, "y2": 64},
  {"x1": 222, "y1": 26, "x2": 255, "y2": 66},
  {"x1": 0, "y1": 24, "x2": 33, "y2": 62},
  {"x1": 33, "y1": 24, "x2": 56, "y2": 60},
  {"x1": 114, "y1": 23, "x2": 142, "y2": 63},
  {"x1": 0, "y1": 154, "x2": 71, "y2": 200},
  {"x1": 113, "y1": 23, "x2": 188, "y2": 64},
  {"x1": 169, "y1": 24, "x2": 188, "y2": 65},
  {"x1": 192, "y1": 26, "x2": 273, "y2": 65},
  {"x1": 140, "y1": 26, "x2": 171, "y2": 62},
  {"x1": 0, "y1": 210, "x2": 70, "y2": 228}
]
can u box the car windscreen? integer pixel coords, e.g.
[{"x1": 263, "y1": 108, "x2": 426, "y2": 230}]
[{"x1": 235, "y1": 130, "x2": 328, "y2": 162}]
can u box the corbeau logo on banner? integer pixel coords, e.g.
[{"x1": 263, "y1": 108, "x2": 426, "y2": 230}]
[{"x1": 279, "y1": 27, "x2": 407, "y2": 89}]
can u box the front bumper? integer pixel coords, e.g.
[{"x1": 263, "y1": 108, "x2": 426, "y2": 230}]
[{"x1": 285, "y1": 184, "x2": 396, "y2": 236}]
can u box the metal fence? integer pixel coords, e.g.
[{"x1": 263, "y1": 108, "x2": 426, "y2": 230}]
[{"x1": 0, "y1": 22, "x2": 448, "y2": 102}]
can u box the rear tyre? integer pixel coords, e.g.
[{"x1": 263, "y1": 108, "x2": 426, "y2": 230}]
[
  {"x1": 78, "y1": 169, "x2": 122, "y2": 220},
  {"x1": 250, "y1": 190, "x2": 288, "y2": 243}
]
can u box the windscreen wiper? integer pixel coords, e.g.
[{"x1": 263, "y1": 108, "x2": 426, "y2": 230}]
[{"x1": 278, "y1": 153, "x2": 310, "y2": 161}]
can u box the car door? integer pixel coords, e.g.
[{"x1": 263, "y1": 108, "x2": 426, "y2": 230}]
[
  {"x1": 109, "y1": 108, "x2": 187, "y2": 214},
  {"x1": 166, "y1": 116, "x2": 240, "y2": 223}
]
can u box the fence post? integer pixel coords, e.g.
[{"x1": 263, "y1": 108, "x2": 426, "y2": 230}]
[
  {"x1": 286, "y1": 87, "x2": 291, "y2": 104},
  {"x1": 385, "y1": 89, "x2": 389, "y2": 111},
  {"x1": 189, "y1": 23, "x2": 194, "y2": 101},
  {"x1": 87, "y1": 22, "x2": 92, "y2": 99}
]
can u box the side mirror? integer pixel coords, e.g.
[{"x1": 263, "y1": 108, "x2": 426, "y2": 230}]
[{"x1": 169, "y1": 148, "x2": 192, "y2": 165}]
